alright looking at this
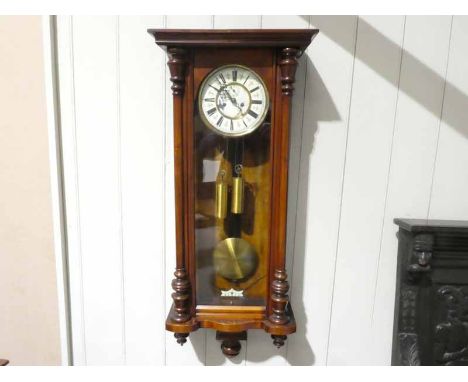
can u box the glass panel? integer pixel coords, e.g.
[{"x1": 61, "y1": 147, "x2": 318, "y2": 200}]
[{"x1": 194, "y1": 96, "x2": 271, "y2": 307}]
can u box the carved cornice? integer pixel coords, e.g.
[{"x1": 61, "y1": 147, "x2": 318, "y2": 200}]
[
  {"x1": 167, "y1": 47, "x2": 187, "y2": 96},
  {"x1": 148, "y1": 29, "x2": 318, "y2": 51}
]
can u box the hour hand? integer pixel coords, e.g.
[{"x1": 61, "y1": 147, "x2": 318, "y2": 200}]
[
  {"x1": 224, "y1": 88, "x2": 242, "y2": 112},
  {"x1": 223, "y1": 88, "x2": 236, "y2": 104}
]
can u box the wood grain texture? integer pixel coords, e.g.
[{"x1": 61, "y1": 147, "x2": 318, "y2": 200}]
[
  {"x1": 164, "y1": 15, "x2": 212, "y2": 366},
  {"x1": 149, "y1": 28, "x2": 317, "y2": 50}
]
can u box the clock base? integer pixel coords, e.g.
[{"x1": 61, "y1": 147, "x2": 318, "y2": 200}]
[{"x1": 165, "y1": 303, "x2": 296, "y2": 355}]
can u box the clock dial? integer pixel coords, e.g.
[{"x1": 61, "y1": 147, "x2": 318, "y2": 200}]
[{"x1": 198, "y1": 65, "x2": 269, "y2": 137}]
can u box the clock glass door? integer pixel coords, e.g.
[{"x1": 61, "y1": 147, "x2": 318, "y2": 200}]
[{"x1": 193, "y1": 52, "x2": 274, "y2": 307}]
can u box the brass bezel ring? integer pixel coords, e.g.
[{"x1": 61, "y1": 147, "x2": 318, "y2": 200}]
[{"x1": 198, "y1": 64, "x2": 270, "y2": 138}]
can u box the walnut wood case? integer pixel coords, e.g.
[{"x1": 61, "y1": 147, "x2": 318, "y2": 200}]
[{"x1": 148, "y1": 29, "x2": 318, "y2": 357}]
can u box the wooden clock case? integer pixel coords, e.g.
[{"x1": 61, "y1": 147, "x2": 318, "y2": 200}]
[{"x1": 148, "y1": 29, "x2": 318, "y2": 357}]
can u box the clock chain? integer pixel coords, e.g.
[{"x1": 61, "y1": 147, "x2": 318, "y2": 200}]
[
  {"x1": 214, "y1": 139, "x2": 230, "y2": 220},
  {"x1": 231, "y1": 138, "x2": 245, "y2": 215},
  {"x1": 226, "y1": 138, "x2": 242, "y2": 238}
]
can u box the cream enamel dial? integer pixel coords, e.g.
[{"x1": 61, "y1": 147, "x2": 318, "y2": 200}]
[{"x1": 198, "y1": 65, "x2": 269, "y2": 137}]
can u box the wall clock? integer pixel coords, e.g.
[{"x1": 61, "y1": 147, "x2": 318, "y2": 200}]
[{"x1": 148, "y1": 29, "x2": 318, "y2": 357}]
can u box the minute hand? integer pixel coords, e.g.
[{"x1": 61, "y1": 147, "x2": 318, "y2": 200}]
[{"x1": 223, "y1": 88, "x2": 241, "y2": 111}]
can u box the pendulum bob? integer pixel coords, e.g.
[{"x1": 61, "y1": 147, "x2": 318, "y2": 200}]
[
  {"x1": 231, "y1": 176, "x2": 244, "y2": 214},
  {"x1": 213, "y1": 237, "x2": 258, "y2": 282},
  {"x1": 215, "y1": 178, "x2": 228, "y2": 219}
]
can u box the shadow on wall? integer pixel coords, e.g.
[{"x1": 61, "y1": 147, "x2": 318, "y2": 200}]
[
  {"x1": 244, "y1": 16, "x2": 344, "y2": 365},
  {"x1": 286, "y1": 15, "x2": 468, "y2": 365},
  {"x1": 311, "y1": 15, "x2": 468, "y2": 136},
  {"x1": 186, "y1": 15, "x2": 468, "y2": 366},
  {"x1": 283, "y1": 16, "x2": 348, "y2": 366},
  {"x1": 282, "y1": 60, "x2": 341, "y2": 366}
]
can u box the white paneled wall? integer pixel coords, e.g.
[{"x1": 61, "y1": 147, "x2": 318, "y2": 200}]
[{"x1": 52, "y1": 15, "x2": 468, "y2": 365}]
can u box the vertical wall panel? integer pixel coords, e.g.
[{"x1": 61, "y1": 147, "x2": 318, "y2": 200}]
[
  {"x1": 119, "y1": 16, "x2": 166, "y2": 365},
  {"x1": 371, "y1": 16, "x2": 452, "y2": 365},
  {"x1": 71, "y1": 16, "x2": 125, "y2": 364},
  {"x1": 429, "y1": 16, "x2": 468, "y2": 219},
  {"x1": 327, "y1": 16, "x2": 405, "y2": 365},
  {"x1": 285, "y1": 16, "x2": 358, "y2": 366},
  {"x1": 214, "y1": 15, "x2": 261, "y2": 28},
  {"x1": 164, "y1": 15, "x2": 213, "y2": 366}
]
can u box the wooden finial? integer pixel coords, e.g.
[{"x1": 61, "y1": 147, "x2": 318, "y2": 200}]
[
  {"x1": 278, "y1": 47, "x2": 301, "y2": 96},
  {"x1": 269, "y1": 269, "x2": 290, "y2": 326},
  {"x1": 171, "y1": 268, "x2": 191, "y2": 323},
  {"x1": 167, "y1": 47, "x2": 187, "y2": 96}
]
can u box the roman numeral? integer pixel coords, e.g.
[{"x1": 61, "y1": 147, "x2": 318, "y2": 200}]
[
  {"x1": 204, "y1": 98, "x2": 215, "y2": 102},
  {"x1": 251, "y1": 100, "x2": 262, "y2": 104},
  {"x1": 249, "y1": 86, "x2": 259, "y2": 93},
  {"x1": 209, "y1": 84, "x2": 219, "y2": 91},
  {"x1": 232, "y1": 70, "x2": 237, "y2": 82},
  {"x1": 216, "y1": 116, "x2": 224, "y2": 127},
  {"x1": 243, "y1": 120, "x2": 248, "y2": 128},
  {"x1": 218, "y1": 73, "x2": 226, "y2": 84},
  {"x1": 243, "y1": 75, "x2": 250, "y2": 85},
  {"x1": 248, "y1": 109, "x2": 258, "y2": 119},
  {"x1": 230, "y1": 120, "x2": 234, "y2": 131},
  {"x1": 207, "y1": 108, "x2": 216, "y2": 116}
]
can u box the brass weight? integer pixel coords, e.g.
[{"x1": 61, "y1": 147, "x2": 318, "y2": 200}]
[
  {"x1": 231, "y1": 164, "x2": 244, "y2": 214},
  {"x1": 215, "y1": 170, "x2": 228, "y2": 219},
  {"x1": 231, "y1": 177, "x2": 244, "y2": 214}
]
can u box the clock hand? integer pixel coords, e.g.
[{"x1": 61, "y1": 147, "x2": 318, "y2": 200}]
[
  {"x1": 222, "y1": 86, "x2": 235, "y2": 103},
  {"x1": 222, "y1": 87, "x2": 241, "y2": 108},
  {"x1": 222, "y1": 87, "x2": 243, "y2": 117}
]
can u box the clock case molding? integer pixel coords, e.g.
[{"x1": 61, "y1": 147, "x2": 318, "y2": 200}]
[{"x1": 148, "y1": 29, "x2": 318, "y2": 356}]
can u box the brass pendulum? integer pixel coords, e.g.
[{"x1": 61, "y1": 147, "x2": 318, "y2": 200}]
[{"x1": 231, "y1": 164, "x2": 244, "y2": 214}]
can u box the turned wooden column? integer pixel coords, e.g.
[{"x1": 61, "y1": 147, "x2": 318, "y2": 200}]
[
  {"x1": 268, "y1": 47, "x2": 301, "y2": 332},
  {"x1": 167, "y1": 47, "x2": 191, "y2": 324}
]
